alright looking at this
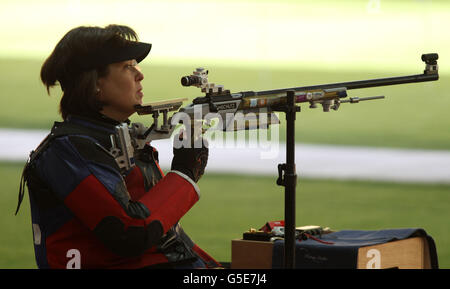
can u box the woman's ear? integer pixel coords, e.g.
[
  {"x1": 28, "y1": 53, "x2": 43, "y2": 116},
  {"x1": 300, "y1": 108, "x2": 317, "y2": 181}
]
[{"x1": 96, "y1": 78, "x2": 104, "y2": 101}]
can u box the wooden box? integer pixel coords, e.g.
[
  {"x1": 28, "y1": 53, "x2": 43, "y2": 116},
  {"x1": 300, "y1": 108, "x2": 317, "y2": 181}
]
[
  {"x1": 231, "y1": 239, "x2": 273, "y2": 269},
  {"x1": 357, "y1": 236, "x2": 432, "y2": 269},
  {"x1": 231, "y1": 236, "x2": 432, "y2": 269}
]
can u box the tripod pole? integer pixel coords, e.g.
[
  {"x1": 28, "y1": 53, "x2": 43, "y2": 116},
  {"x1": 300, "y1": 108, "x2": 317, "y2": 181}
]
[
  {"x1": 276, "y1": 90, "x2": 299, "y2": 268},
  {"x1": 285, "y1": 90, "x2": 298, "y2": 268}
]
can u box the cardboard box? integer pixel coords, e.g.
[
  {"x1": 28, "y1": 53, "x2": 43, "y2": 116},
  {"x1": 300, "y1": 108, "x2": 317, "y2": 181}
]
[
  {"x1": 231, "y1": 239, "x2": 273, "y2": 269},
  {"x1": 357, "y1": 236, "x2": 432, "y2": 269},
  {"x1": 231, "y1": 236, "x2": 432, "y2": 269}
]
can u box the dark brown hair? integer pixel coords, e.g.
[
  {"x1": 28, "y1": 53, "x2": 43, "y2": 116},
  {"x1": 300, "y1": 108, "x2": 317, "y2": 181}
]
[{"x1": 40, "y1": 24, "x2": 139, "y2": 120}]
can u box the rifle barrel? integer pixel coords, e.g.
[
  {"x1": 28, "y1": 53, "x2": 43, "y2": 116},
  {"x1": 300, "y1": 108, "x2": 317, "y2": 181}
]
[{"x1": 254, "y1": 72, "x2": 438, "y2": 96}]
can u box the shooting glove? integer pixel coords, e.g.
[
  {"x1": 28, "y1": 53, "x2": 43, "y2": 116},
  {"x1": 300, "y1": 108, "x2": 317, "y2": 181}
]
[{"x1": 171, "y1": 133, "x2": 209, "y2": 183}]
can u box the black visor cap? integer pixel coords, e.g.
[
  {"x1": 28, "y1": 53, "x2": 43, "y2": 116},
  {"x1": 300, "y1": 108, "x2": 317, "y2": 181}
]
[{"x1": 82, "y1": 41, "x2": 152, "y2": 70}]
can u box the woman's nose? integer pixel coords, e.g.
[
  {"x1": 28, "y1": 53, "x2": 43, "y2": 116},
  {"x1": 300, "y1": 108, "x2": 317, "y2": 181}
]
[{"x1": 135, "y1": 65, "x2": 144, "y2": 81}]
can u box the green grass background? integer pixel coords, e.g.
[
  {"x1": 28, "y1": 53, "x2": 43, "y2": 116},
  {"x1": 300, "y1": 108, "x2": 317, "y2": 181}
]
[
  {"x1": 1, "y1": 0, "x2": 449, "y2": 270},
  {"x1": 1, "y1": 57, "x2": 449, "y2": 268}
]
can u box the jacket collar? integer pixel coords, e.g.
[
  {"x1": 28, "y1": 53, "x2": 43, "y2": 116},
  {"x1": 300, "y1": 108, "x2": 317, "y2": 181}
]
[{"x1": 66, "y1": 113, "x2": 130, "y2": 133}]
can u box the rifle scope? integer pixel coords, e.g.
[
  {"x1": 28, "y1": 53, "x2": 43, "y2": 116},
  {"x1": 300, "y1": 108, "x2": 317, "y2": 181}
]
[{"x1": 181, "y1": 75, "x2": 201, "y2": 87}]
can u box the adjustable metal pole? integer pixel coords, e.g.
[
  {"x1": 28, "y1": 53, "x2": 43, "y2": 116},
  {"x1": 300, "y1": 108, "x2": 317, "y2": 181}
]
[{"x1": 284, "y1": 90, "x2": 298, "y2": 268}]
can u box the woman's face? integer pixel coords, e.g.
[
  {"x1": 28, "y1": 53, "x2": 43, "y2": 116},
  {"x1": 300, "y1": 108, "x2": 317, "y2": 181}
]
[{"x1": 97, "y1": 59, "x2": 144, "y2": 121}]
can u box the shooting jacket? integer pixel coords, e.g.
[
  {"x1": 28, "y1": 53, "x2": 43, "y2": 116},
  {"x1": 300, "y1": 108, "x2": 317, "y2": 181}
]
[{"x1": 18, "y1": 114, "x2": 218, "y2": 269}]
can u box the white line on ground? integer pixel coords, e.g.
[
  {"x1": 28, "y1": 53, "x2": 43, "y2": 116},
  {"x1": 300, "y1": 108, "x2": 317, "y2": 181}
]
[{"x1": 1, "y1": 128, "x2": 449, "y2": 184}]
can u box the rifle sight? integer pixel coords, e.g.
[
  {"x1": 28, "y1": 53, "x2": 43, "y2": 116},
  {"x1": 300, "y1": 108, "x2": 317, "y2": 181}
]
[{"x1": 181, "y1": 75, "x2": 201, "y2": 87}]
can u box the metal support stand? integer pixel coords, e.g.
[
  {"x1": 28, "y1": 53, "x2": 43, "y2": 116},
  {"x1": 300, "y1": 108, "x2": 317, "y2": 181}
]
[{"x1": 275, "y1": 90, "x2": 300, "y2": 268}]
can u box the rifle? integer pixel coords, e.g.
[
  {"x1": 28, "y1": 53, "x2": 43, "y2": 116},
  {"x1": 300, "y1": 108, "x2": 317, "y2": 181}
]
[
  {"x1": 127, "y1": 53, "x2": 440, "y2": 269},
  {"x1": 131, "y1": 53, "x2": 438, "y2": 144},
  {"x1": 112, "y1": 53, "x2": 439, "y2": 179}
]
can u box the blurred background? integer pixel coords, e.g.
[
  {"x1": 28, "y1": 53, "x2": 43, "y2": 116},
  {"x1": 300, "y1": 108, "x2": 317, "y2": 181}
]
[{"x1": 0, "y1": 0, "x2": 449, "y2": 268}]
